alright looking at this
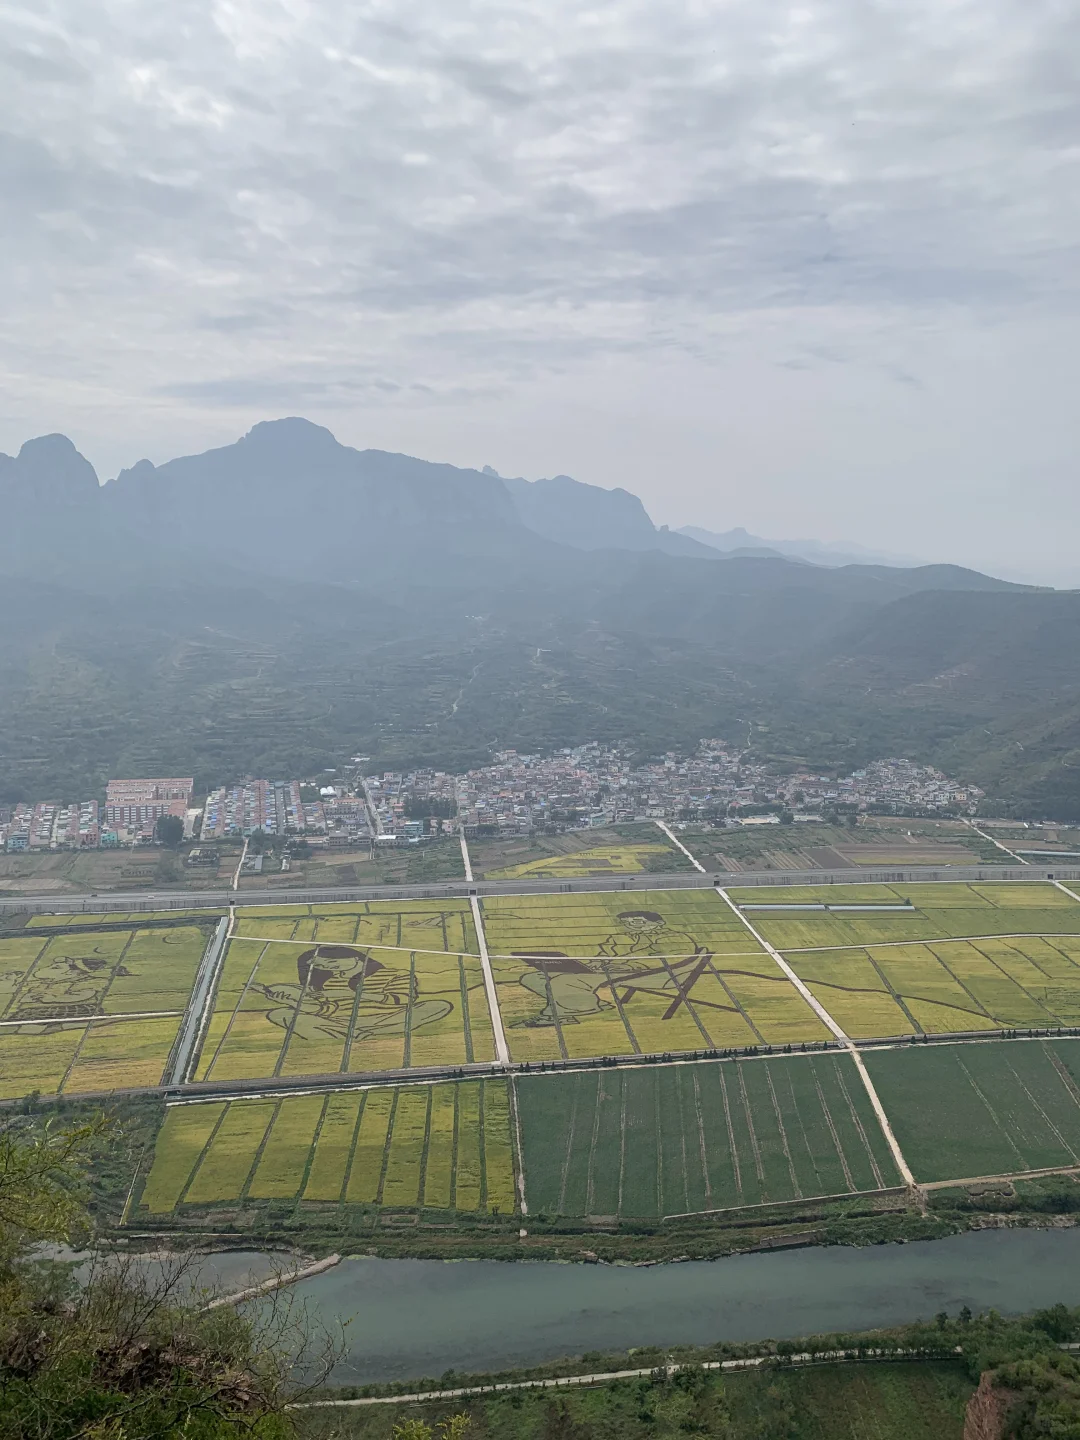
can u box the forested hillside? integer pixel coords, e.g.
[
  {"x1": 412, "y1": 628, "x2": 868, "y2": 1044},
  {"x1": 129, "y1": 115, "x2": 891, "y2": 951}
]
[{"x1": 1, "y1": 420, "x2": 1077, "y2": 815}]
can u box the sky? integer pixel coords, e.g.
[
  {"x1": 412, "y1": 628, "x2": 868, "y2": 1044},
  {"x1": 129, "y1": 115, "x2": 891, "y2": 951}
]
[{"x1": 2, "y1": 0, "x2": 1079, "y2": 584}]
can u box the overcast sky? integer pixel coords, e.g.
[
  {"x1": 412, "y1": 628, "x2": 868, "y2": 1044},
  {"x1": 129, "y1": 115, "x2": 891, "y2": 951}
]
[{"x1": 2, "y1": 0, "x2": 1078, "y2": 583}]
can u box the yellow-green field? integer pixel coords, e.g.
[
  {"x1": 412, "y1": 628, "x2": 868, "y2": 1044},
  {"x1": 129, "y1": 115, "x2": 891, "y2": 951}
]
[
  {"x1": 790, "y1": 936, "x2": 1080, "y2": 1038},
  {"x1": 0, "y1": 923, "x2": 209, "y2": 1097},
  {"x1": 728, "y1": 882, "x2": 1080, "y2": 1040},
  {"x1": 480, "y1": 890, "x2": 829, "y2": 1062},
  {"x1": 730, "y1": 882, "x2": 1080, "y2": 950},
  {"x1": 487, "y1": 843, "x2": 676, "y2": 880},
  {"x1": 138, "y1": 1079, "x2": 517, "y2": 1216},
  {"x1": 194, "y1": 901, "x2": 495, "y2": 1082},
  {"x1": 26, "y1": 910, "x2": 222, "y2": 928}
]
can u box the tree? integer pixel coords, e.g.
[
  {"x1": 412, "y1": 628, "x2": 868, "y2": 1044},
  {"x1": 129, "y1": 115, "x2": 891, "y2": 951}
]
[
  {"x1": 0, "y1": 1114, "x2": 327, "y2": 1438},
  {"x1": 155, "y1": 813, "x2": 184, "y2": 848}
]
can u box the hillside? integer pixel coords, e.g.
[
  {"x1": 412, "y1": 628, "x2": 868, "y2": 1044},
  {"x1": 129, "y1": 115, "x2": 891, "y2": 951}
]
[{"x1": 0, "y1": 418, "x2": 1076, "y2": 813}]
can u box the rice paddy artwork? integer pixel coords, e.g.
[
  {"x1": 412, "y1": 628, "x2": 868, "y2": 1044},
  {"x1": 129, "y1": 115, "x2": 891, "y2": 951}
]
[{"x1": 195, "y1": 901, "x2": 496, "y2": 1081}]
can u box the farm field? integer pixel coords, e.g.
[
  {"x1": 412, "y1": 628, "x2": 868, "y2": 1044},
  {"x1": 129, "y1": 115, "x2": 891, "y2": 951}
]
[
  {"x1": 138, "y1": 1078, "x2": 517, "y2": 1217},
  {"x1": 24, "y1": 910, "x2": 223, "y2": 928},
  {"x1": 677, "y1": 818, "x2": 1001, "y2": 874},
  {"x1": 863, "y1": 1038, "x2": 1080, "y2": 1182},
  {"x1": 0, "y1": 922, "x2": 209, "y2": 1097},
  {"x1": 729, "y1": 881, "x2": 1080, "y2": 951},
  {"x1": 0, "y1": 846, "x2": 242, "y2": 895},
  {"x1": 238, "y1": 838, "x2": 466, "y2": 891},
  {"x1": 789, "y1": 935, "x2": 1080, "y2": 1038},
  {"x1": 481, "y1": 889, "x2": 830, "y2": 1063},
  {"x1": 516, "y1": 1054, "x2": 899, "y2": 1217},
  {"x1": 724, "y1": 881, "x2": 1080, "y2": 1040},
  {"x1": 468, "y1": 825, "x2": 691, "y2": 881},
  {"x1": 194, "y1": 900, "x2": 495, "y2": 1081}
]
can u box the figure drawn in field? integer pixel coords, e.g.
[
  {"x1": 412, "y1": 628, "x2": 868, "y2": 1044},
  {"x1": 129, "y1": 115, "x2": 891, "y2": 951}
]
[
  {"x1": 513, "y1": 911, "x2": 715, "y2": 1029},
  {"x1": 10, "y1": 949, "x2": 131, "y2": 1027},
  {"x1": 253, "y1": 944, "x2": 451, "y2": 1043}
]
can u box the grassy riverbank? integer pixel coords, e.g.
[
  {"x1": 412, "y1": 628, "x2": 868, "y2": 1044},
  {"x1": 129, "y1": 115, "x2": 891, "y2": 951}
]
[
  {"x1": 297, "y1": 1361, "x2": 974, "y2": 1439},
  {"x1": 296, "y1": 1305, "x2": 1080, "y2": 1439}
]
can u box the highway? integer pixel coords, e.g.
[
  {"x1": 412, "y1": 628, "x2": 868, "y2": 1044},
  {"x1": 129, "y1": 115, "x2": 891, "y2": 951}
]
[{"x1": 2, "y1": 861, "x2": 1079, "y2": 917}]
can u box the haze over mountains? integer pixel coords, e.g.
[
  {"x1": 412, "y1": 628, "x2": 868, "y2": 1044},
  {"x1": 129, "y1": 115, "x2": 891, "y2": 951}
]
[
  {"x1": 1, "y1": 417, "x2": 1078, "y2": 818},
  {"x1": 0, "y1": 417, "x2": 1024, "y2": 578}
]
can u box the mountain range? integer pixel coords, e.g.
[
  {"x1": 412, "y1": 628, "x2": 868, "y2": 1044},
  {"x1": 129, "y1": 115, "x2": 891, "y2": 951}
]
[{"x1": 1, "y1": 417, "x2": 1078, "y2": 817}]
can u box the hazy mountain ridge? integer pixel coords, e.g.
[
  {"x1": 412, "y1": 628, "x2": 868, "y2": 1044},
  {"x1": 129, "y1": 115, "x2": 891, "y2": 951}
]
[
  {"x1": 2, "y1": 416, "x2": 1077, "y2": 814},
  {"x1": 679, "y1": 524, "x2": 926, "y2": 570}
]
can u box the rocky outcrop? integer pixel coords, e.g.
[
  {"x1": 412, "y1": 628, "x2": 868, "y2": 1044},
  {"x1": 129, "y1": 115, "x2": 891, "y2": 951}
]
[{"x1": 964, "y1": 1371, "x2": 1019, "y2": 1440}]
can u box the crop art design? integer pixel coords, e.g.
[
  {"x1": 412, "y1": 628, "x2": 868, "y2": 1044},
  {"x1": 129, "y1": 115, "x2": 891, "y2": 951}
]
[{"x1": 253, "y1": 944, "x2": 452, "y2": 1044}]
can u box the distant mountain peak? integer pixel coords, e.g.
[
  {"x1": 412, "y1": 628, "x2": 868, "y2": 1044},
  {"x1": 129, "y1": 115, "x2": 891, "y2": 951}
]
[
  {"x1": 242, "y1": 416, "x2": 342, "y2": 455},
  {"x1": 2, "y1": 432, "x2": 99, "y2": 497}
]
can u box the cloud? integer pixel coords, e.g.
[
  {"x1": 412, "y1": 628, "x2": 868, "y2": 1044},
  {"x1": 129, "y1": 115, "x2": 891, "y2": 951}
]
[{"x1": 0, "y1": 0, "x2": 1078, "y2": 577}]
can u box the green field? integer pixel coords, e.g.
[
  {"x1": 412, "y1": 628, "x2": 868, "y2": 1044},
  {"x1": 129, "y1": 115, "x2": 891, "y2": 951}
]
[
  {"x1": 482, "y1": 890, "x2": 829, "y2": 1063},
  {"x1": 863, "y1": 1038, "x2": 1080, "y2": 1182},
  {"x1": 516, "y1": 1055, "x2": 899, "y2": 1217},
  {"x1": 0, "y1": 922, "x2": 209, "y2": 1097},
  {"x1": 194, "y1": 901, "x2": 493, "y2": 1081},
  {"x1": 138, "y1": 1079, "x2": 517, "y2": 1217}
]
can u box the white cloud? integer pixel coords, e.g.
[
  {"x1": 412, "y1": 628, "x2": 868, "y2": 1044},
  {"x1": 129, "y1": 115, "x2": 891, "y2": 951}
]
[{"x1": 0, "y1": 0, "x2": 1078, "y2": 579}]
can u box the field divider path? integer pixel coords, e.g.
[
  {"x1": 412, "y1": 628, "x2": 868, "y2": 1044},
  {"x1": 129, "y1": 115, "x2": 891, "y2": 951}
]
[
  {"x1": 167, "y1": 915, "x2": 231, "y2": 1086},
  {"x1": 470, "y1": 897, "x2": 509, "y2": 1066},
  {"x1": 1054, "y1": 880, "x2": 1080, "y2": 905},
  {"x1": 654, "y1": 820, "x2": 706, "y2": 873},
  {"x1": 0, "y1": 1009, "x2": 184, "y2": 1029},
  {"x1": 966, "y1": 819, "x2": 1029, "y2": 864},
  {"x1": 460, "y1": 833, "x2": 474, "y2": 883},
  {"x1": 714, "y1": 887, "x2": 915, "y2": 1188},
  {"x1": 230, "y1": 935, "x2": 481, "y2": 960}
]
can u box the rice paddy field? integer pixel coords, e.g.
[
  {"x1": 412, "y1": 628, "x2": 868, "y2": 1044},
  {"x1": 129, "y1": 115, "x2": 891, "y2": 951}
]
[
  {"x1": 728, "y1": 881, "x2": 1080, "y2": 1040},
  {"x1": 516, "y1": 1054, "x2": 900, "y2": 1217},
  {"x1": 863, "y1": 1038, "x2": 1080, "y2": 1182},
  {"x1": 138, "y1": 1078, "x2": 517, "y2": 1217},
  {"x1": 485, "y1": 842, "x2": 679, "y2": 880},
  {"x1": 480, "y1": 890, "x2": 830, "y2": 1063},
  {"x1": 467, "y1": 825, "x2": 690, "y2": 881},
  {"x1": 193, "y1": 901, "x2": 496, "y2": 1082},
  {"x1": 0, "y1": 922, "x2": 210, "y2": 1097}
]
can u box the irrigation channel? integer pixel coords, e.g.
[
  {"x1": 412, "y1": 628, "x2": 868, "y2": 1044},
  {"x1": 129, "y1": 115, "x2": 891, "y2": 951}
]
[{"x1": 198, "y1": 1227, "x2": 1080, "y2": 1384}]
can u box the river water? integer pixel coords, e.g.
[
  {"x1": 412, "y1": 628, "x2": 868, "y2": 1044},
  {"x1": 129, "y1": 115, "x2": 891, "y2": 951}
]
[{"x1": 270, "y1": 1229, "x2": 1080, "y2": 1383}]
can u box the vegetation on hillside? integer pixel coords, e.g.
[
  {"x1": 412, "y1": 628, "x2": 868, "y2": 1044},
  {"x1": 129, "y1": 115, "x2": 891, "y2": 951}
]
[{"x1": 0, "y1": 1112, "x2": 331, "y2": 1438}]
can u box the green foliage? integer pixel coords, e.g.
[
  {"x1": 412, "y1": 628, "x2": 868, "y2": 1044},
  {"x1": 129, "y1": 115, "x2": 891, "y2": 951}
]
[
  {"x1": 0, "y1": 1114, "x2": 106, "y2": 1258},
  {"x1": 391, "y1": 1415, "x2": 470, "y2": 1440},
  {"x1": 155, "y1": 814, "x2": 185, "y2": 848},
  {"x1": 299, "y1": 1362, "x2": 973, "y2": 1440},
  {"x1": 0, "y1": 1114, "x2": 321, "y2": 1439}
]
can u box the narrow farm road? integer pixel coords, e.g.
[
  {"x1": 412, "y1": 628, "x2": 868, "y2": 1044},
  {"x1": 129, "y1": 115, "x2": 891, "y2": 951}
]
[
  {"x1": 655, "y1": 820, "x2": 706, "y2": 873},
  {"x1": 471, "y1": 895, "x2": 509, "y2": 1066}
]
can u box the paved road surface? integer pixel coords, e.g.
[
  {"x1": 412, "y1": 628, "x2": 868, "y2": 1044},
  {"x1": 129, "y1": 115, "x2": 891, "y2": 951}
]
[{"x1": 2, "y1": 862, "x2": 1077, "y2": 918}]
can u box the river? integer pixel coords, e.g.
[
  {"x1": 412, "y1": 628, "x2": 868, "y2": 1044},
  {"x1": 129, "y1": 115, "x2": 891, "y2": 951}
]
[{"x1": 263, "y1": 1228, "x2": 1080, "y2": 1383}]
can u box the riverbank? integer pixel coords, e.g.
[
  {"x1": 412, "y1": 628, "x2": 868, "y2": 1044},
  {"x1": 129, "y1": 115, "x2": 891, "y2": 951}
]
[
  {"x1": 294, "y1": 1359, "x2": 976, "y2": 1440},
  {"x1": 292, "y1": 1302, "x2": 1080, "y2": 1439}
]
